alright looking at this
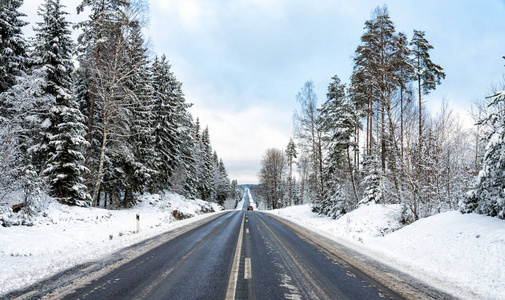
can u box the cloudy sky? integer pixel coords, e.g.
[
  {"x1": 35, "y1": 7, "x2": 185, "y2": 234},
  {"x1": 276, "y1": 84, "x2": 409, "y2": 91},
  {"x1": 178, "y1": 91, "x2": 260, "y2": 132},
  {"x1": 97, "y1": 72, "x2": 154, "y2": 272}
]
[{"x1": 20, "y1": 0, "x2": 505, "y2": 184}]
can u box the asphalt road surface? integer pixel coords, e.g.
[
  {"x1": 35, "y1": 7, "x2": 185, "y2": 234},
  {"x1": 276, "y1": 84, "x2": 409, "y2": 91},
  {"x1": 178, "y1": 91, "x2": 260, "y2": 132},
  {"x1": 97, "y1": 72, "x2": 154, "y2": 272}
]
[{"x1": 5, "y1": 193, "x2": 453, "y2": 300}]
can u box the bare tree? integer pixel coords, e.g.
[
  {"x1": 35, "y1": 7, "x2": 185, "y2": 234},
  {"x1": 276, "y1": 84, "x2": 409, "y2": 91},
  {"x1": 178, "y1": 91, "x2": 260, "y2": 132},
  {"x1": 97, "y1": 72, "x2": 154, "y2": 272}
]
[
  {"x1": 293, "y1": 80, "x2": 323, "y2": 199},
  {"x1": 258, "y1": 148, "x2": 286, "y2": 210}
]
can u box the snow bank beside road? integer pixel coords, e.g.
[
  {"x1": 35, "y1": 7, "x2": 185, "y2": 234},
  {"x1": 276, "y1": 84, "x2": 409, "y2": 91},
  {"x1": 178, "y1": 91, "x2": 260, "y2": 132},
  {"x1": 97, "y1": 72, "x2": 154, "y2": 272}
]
[
  {"x1": 267, "y1": 204, "x2": 505, "y2": 300},
  {"x1": 0, "y1": 193, "x2": 222, "y2": 295}
]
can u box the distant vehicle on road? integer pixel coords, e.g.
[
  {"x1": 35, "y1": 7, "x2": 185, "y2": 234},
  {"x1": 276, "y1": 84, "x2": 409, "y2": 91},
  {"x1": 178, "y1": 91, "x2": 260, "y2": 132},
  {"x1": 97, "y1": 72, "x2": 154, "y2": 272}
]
[{"x1": 247, "y1": 206, "x2": 254, "y2": 211}]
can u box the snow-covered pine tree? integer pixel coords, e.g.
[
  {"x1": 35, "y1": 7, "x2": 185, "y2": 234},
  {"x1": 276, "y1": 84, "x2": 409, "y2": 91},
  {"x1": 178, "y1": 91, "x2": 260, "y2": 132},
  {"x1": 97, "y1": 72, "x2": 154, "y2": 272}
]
[
  {"x1": 461, "y1": 90, "x2": 505, "y2": 219},
  {"x1": 0, "y1": 64, "x2": 57, "y2": 207},
  {"x1": 229, "y1": 180, "x2": 242, "y2": 205},
  {"x1": 285, "y1": 138, "x2": 297, "y2": 206},
  {"x1": 43, "y1": 97, "x2": 90, "y2": 206},
  {"x1": 199, "y1": 127, "x2": 215, "y2": 202},
  {"x1": 0, "y1": 123, "x2": 23, "y2": 198},
  {"x1": 319, "y1": 179, "x2": 347, "y2": 219},
  {"x1": 360, "y1": 154, "x2": 384, "y2": 205},
  {"x1": 192, "y1": 118, "x2": 206, "y2": 199},
  {"x1": 0, "y1": 0, "x2": 32, "y2": 196},
  {"x1": 0, "y1": 0, "x2": 28, "y2": 96},
  {"x1": 179, "y1": 117, "x2": 199, "y2": 200},
  {"x1": 215, "y1": 157, "x2": 230, "y2": 205},
  {"x1": 150, "y1": 55, "x2": 185, "y2": 192},
  {"x1": 319, "y1": 75, "x2": 358, "y2": 217},
  {"x1": 32, "y1": 0, "x2": 90, "y2": 205}
]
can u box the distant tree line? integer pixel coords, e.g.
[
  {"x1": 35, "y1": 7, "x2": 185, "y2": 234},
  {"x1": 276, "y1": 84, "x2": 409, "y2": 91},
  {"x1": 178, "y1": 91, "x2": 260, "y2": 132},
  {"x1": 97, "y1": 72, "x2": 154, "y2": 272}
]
[
  {"x1": 258, "y1": 5, "x2": 504, "y2": 221},
  {"x1": 0, "y1": 0, "x2": 241, "y2": 208}
]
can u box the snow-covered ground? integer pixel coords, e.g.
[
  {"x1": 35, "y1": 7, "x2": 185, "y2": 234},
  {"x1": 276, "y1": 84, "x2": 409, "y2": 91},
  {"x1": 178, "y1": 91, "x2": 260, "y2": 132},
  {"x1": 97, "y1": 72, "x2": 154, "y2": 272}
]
[
  {"x1": 235, "y1": 195, "x2": 245, "y2": 210},
  {"x1": 266, "y1": 204, "x2": 505, "y2": 300},
  {"x1": 0, "y1": 193, "x2": 223, "y2": 295}
]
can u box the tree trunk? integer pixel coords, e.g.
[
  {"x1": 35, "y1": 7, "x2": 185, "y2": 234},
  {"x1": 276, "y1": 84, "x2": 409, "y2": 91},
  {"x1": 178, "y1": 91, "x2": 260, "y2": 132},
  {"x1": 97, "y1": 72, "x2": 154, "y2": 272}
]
[
  {"x1": 300, "y1": 164, "x2": 306, "y2": 205},
  {"x1": 381, "y1": 97, "x2": 386, "y2": 170},
  {"x1": 92, "y1": 124, "x2": 108, "y2": 207},
  {"x1": 368, "y1": 91, "x2": 373, "y2": 155},
  {"x1": 418, "y1": 76, "x2": 422, "y2": 141},
  {"x1": 347, "y1": 147, "x2": 359, "y2": 203},
  {"x1": 289, "y1": 162, "x2": 293, "y2": 206},
  {"x1": 385, "y1": 90, "x2": 401, "y2": 199},
  {"x1": 317, "y1": 132, "x2": 324, "y2": 195},
  {"x1": 123, "y1": 188, "x2": 132, "y2": 208},
  {"x1": 400, "y1": 76, "x2": 404, "y2": 160},
  {"x1": 366, "y1": 94, "x2": 370, "y2": 155}
]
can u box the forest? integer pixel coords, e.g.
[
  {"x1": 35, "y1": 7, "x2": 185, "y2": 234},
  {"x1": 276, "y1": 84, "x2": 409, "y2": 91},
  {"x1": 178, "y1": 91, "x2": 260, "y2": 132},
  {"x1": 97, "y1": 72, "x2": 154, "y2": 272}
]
[
  {"x1": 0, "y1": 0, "x2": 242, "y2": 216},
  {"x1": 256, "y1": 6, "x2": 505, "y2": 222}
]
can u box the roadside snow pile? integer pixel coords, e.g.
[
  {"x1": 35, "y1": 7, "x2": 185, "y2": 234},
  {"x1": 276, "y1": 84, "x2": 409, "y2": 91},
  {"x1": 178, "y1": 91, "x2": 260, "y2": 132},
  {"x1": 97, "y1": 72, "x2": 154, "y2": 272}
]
[
  {"x1": 269, "y1": 203, "x2": 404, "y2": 242},
  {"x1": 236, "y1": 197, "x2": 245, "y2": 210},
  {"x1": 267, "y1": 204, "x2": 505, "y2": 300},
  {"x1": 371, "y1": 211, "x2": 505, "y2": 300},
  {"x1": 0, "y1": 192, "x2": 222, "y2": 295}
]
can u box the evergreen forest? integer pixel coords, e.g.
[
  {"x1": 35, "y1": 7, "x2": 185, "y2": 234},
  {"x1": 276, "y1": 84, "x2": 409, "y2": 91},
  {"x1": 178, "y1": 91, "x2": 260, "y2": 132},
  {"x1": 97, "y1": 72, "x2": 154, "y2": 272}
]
[
  {"x1": 257, "y1": 6, "x2": 505, "y2": 221},
  {"x1": 0, "y1": 0, "x2": 241, "y2": 212}
]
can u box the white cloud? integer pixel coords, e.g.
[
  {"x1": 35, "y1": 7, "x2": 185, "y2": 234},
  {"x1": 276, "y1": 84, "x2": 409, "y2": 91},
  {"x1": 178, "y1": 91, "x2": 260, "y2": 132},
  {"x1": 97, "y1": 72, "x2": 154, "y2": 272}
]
[
  {"x1": 190, "y1": 103, "x2": 293, "y2": 184},
  {"x1": 178, "y1": 1, "x2": 202, "y2": 28}
]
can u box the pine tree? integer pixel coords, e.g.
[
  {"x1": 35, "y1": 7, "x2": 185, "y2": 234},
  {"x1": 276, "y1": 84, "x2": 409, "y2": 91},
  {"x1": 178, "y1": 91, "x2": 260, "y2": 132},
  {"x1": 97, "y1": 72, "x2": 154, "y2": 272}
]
[
  {"x1": 200, "y1": 127, "x2": 215, "y2": 201},
  {"x1": 360, "y1": 154, "x2": 384, "y2": 205},
  {"x1": 410, "y1": 29, "x2": 445, "y2": 144},
  {"x1": 43, "y1": 98, "x2": 90, "y2": 205},
  {"x1": 461, "y1": 90, "x2": 505, "y2": 219},
  {"x1": 285, "y1": 138, "x2": 297, "y2": 206},
  {"x1": 0, "y1": 122, "x2": 23, "y2": 197},
  {"x1": 0, "y1": 0, "x2": 28, "y2": 96},
  {"x1": 318, "y1": 179, "x2": 347, "y2": 219},
  {"x1": 319, "y1": 75, "x2": 359, "y2": 205},
  {"x1": 229, "y1": 180, "x2": 242, "y2": 205},
  {"x1": 393, "y1": 32, "x2": 413, "y2": 160},
  {"x1": 215, "y1": 158, "x2": 230, "y2": 205},
  {"x1": 352, "y1": 20, "x2": 376, "y2": 156},
  {"x1": 0, "y1": 0, "x2": 30, "y2": 193},
  {"x1": 33, "y1": 0, "x2": 90, "y2": 205},
  {"x1": 150, "y1": 55, "x2": 189, "y2": 192},
  {"x1": 170, "y1": 113, "x2": 199, "y2": 200},
  {"x1": 112, "y1": 20, "x2": 155, "y2": 207}
]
